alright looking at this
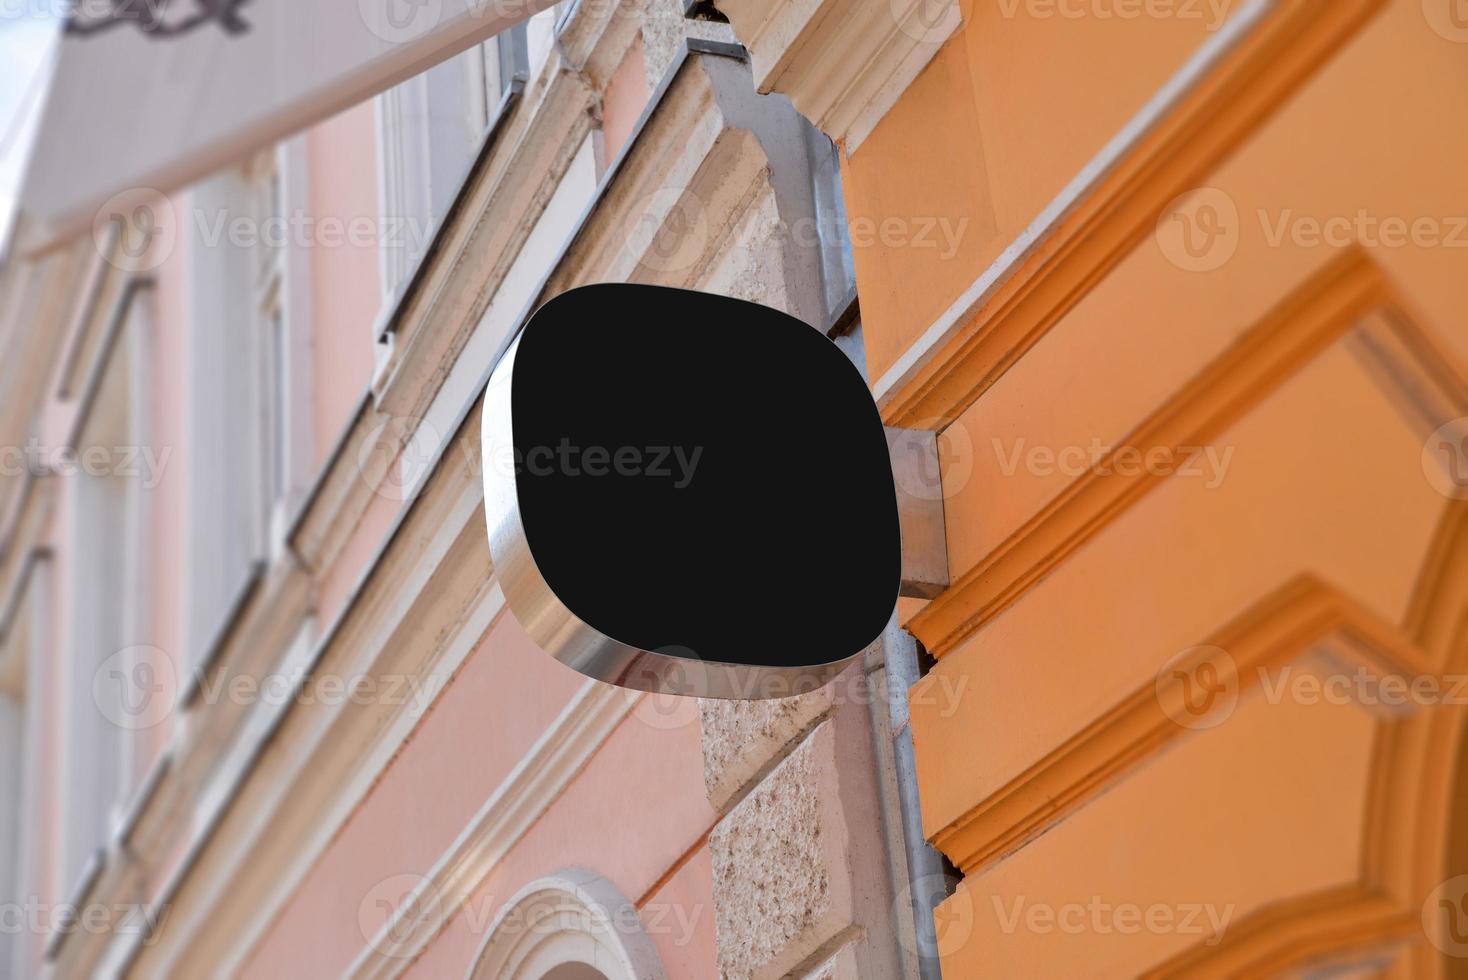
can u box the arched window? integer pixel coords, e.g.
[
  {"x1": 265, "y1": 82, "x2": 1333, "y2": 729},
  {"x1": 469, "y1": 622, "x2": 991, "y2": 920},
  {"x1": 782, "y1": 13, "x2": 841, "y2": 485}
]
[{"x1": 467, "y1": 869, "x2": 665, "y2": 980}]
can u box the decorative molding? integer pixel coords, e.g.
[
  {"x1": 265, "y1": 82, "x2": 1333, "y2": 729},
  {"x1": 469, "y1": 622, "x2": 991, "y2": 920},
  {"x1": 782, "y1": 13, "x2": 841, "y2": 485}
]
[
  {"x1": 1140, "y1": 884, "x2": 1415, "y2": 978},
  {"x1": 1358, "y1": 500, "x2": 1468, "y2": 979},
  {"x1": 911, "y1": 248, "x2": 1388, "y2": 657},
  {"x1": 350, "y1": 684, "x2": 642, "y2": 979},
  {"x1": 1404, "y1": 502, "x2": 1468, "y2": 654},
  {"x1": 931, "y1": 574, "x2": 1435, "y2": 876},
  {"x1": 874, "y1": 0, "x2": 1387, "y2": 428},
  {"x1": 931, "y1": 310, "x2": 1468, "y2": 974},
  {"x1": 716, "y1": 0, "x2": 962, "y2": 150},
  {"x1": 59, "y1": 38, "x2": 847, "y2": 980},
  {"x1": 465, "y1": 869, "x2": 667, "y2": 980},
  {"x1": 1344, "y1": 307, "x2": 1468, "y2": 448},
  {"x1": 132, "y1": 461, "x2": 496, "y2": 979},
  {"x1": 291, "y1": 48, "x2": 599, "y2": 581},
  {"x1": 367, "y1": 28, "x2": 602, "y2": 422}
]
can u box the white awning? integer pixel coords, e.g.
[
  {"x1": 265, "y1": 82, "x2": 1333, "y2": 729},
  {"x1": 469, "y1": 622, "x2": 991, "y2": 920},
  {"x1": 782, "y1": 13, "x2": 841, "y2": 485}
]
[{"x1": 15, "y1": 0, "x2": 555, "y2": 252}]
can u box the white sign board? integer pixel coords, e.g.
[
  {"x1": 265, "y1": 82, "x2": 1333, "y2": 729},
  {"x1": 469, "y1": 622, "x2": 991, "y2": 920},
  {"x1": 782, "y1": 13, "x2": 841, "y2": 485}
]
[{"x1": 18, "y1": 0, "x2": 556, "y2": 250}]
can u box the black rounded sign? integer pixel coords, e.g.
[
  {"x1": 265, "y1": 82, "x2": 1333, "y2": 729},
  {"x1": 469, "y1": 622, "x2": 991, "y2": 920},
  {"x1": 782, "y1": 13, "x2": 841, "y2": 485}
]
[{"x1": 482, "y1": 283, "x2": 899, "y2": 698}]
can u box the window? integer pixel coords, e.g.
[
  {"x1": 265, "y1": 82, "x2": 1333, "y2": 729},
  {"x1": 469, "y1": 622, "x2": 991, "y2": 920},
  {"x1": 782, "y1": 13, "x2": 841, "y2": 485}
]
[
  {"x1": 467, "y1": 870, "x2": 664, "y2": 980},
  {"x1": 374, "y1": 10, "x2": 574, "y2": 309},
  {"x1": 525, "y1": 5, "x2": 562, "y2": 77},
  {"x1": 249, "y1": 150, "x2": 290, "y2": 517},
  {"x1": 375, "y1": 28, "x2": 531, "y2": 305},
  {"x1": 184, "y1": 146, "x2": 309, "y2": 666},
  {"x1": 61, "y1": 287, "x2": 150, "y2": 888},
  {"x1": 542, "y1": 966, "x2": 610, "y2": 980}
]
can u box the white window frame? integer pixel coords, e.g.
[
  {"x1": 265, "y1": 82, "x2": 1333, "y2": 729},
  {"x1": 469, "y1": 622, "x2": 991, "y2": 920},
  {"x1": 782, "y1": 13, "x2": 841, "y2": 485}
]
[
  {"x1": 183, "y1": 147, "x2": 313, "y2": 674},
  {"x1": 59, "y1": 300, "x2": 144, "y2": 884},
  {"x1": 246, "y1": 143, "x2": 314, "y2": 552}
]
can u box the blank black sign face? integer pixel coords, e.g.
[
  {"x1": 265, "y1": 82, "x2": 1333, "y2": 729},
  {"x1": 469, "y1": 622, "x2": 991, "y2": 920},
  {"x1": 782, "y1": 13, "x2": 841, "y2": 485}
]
[{"x1": 510, "y1": 283, "x2": 900, "y2": 670}]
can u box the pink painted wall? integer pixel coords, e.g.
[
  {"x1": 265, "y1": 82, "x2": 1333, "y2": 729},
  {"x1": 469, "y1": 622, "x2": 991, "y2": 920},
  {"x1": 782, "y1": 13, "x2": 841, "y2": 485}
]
[
  {"x1": 238, "y1": 612, "x2": 717, "y2": 978},
  {"x1": 144, "y1": 205, "x2": 189, "y2": 768},
  {"x1": 403, "y1": 693, "x2": 718, "y2": 979},
  {"x1": 641, "y1": 844, "x2": 717, "y2": 980},
  {"x1": 601, "y1": 35, "x2": 650, "y2": 167},
  {"x1": 315, "y1": 488, "x2": 400, "y2": 630},
  {"x1": 305, "y1": 101, "x2": 380, "y2": 474}
]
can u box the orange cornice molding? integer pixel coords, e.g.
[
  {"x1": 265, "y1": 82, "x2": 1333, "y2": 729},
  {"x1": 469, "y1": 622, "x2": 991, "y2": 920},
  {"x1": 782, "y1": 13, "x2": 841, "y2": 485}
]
[
  {"x1": 879, "y1": 0, "x2": 1387, "y2": 430},
  {"x1": 1140, "y1": 884, "x2": 1418, "y2": 978},
  {"x1": 1405, "y1": 501, "x2": 1468, "y2": 653},
  {"x1": 912, "y1": 248, "x2": 1388, "y2": 658},
  {"x1": 931, "y1": 574, "x2": 1434, "y2": 877}
]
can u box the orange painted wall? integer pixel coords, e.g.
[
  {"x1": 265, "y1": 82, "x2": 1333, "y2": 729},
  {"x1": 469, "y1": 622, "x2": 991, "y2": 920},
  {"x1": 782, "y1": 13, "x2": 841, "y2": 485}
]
[
  {"x1": 843, "y1": 0, "x2": 1468, "y2": 975},
  {"x1": 844, "y1": 0, "x2": 1246, "y2": 383}
]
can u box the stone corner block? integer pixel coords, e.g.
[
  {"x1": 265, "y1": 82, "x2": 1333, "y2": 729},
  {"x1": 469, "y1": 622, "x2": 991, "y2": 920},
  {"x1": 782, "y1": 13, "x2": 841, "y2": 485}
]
[
  {"x1": 699, "y1": 683, "x2": 835, "y2": 811},
  {"x1": 708, "y1": 719, "x2": 857, "y2": 980}
]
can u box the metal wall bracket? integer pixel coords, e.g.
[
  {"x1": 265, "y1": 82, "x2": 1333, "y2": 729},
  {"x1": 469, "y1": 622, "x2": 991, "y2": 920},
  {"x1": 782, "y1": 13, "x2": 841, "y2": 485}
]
[{"x1": 886, "y1": 427, "x2": 950, "y2": 600}]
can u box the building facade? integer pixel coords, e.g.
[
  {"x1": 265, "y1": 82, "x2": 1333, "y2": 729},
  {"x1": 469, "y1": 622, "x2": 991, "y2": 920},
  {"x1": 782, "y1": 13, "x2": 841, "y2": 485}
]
[
  {"x1": 714, "y1": 0, "x2": 1468, "y2": 974},
  {"x1": 0, "y1": 1, "x2": 934, "y2": 977},
  {"x1": 3, "y1": 0, "x2": 1467, "y2": 977}
]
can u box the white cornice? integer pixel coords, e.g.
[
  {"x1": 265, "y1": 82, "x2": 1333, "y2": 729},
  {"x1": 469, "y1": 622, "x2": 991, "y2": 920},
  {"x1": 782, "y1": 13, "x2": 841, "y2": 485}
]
[{"x1": 716, "y1": 0, "x2": 961, "y2": 150}]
